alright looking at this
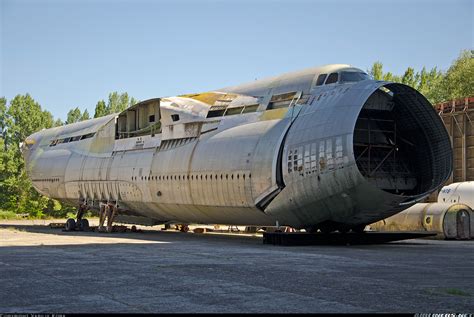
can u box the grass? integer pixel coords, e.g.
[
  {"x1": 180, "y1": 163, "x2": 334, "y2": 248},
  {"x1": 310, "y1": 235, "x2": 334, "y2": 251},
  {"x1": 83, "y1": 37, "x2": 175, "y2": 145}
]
[
  {"x1": 0, "y1": 210, "x2": 23, "y2": 220},
  {"x1": 425, "y1": 288, "x2": 472, "y2": 297},
  {"x1": 0, "y1": 209, "x2": 99, "y2": 221},
  {"x1": 444, "y1": 288, "x2": 471, "y2": 297}
]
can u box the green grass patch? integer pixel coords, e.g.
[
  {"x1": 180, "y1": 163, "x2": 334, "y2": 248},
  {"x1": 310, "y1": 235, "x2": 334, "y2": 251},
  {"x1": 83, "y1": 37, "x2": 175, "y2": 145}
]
[
  {"x1": 444, "y1": 288, "x2": 471, "y2": 297},
  {"x1": 0, "y1": 208, "x2": 99, "y2": 221},
  {"x1": 0, "y1": 210, "x2": 23, "y2": 220},
  {"x1": 424, "y1": 288, "x2": 472, "y2": 297}
]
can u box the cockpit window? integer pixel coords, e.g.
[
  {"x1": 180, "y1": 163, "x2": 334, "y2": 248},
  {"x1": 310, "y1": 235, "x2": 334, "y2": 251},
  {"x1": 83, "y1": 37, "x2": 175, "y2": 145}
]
[
  {"x1": 315, "y1": 74, "x2": 327, "y2": 86},
  {"x1": 340, "y1": 72, "x2": 370, "y2": 82},
  {"x1": 325, "y1": 73, "x2": 339, "y2": 84}
]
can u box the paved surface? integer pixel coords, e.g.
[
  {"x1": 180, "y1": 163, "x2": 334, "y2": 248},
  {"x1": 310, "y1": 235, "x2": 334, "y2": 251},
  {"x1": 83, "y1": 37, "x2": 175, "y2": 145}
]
[{"x1": 0, "y1": 220, "x2": 473, "y2": 313}]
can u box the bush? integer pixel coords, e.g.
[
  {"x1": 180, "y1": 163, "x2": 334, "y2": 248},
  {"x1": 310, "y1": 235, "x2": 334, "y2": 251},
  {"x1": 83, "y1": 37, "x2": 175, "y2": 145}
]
[{"x1": 0, "y1": 210, "x2": 22, "y2": 220}]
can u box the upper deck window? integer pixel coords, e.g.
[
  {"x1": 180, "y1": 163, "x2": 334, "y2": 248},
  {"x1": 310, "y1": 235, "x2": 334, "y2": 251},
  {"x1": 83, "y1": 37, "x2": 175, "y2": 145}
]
[
  {"x1": 207, "y1": 108, "x2": 226, "y2": 118},
  {"x1": 241, "y1": 104, "x2": 258, "y2": 113},
  {"x1": 80, "y1": 133, "x2": 95, "y2": 140},
  {"x1": 49, "y1": 132, "x2": 96, "y2": 146},
  {"x1": 315, "y1": 74, "x2": 327, "y2": 86},
  {"x1": 325, "y1": 73, "x2": 339, "y2": 85},
  {"x1": 267, "y1": 92, "x2": 297, "y2": 110},
  {"x1": 340, "y1": 72, "x2": 369, "y2": 83},
  {"x1": 224, "y1": 107, "x2": 244, "y2": 116}
]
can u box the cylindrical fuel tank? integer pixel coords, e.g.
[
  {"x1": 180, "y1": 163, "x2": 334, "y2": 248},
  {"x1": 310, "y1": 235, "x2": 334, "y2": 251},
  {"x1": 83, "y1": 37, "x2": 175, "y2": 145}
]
[{"x1": 369, "y1": 203, "x2": 474, "y2": 240}]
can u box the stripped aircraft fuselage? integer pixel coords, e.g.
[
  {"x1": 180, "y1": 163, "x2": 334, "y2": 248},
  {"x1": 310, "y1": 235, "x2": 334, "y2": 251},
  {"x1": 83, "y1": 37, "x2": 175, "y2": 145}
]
[{"x1": 22, "y1": 64, "x2": 452, "y2": 231}]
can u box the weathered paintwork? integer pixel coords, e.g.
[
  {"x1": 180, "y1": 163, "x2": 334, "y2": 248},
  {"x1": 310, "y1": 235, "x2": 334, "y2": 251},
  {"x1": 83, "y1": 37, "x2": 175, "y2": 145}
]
[
  {"x1": 21, "y1": 64, "x2": 453, "y2": 231},
  {"x1": 370, "y1": 202, "x2": 474, "y2": 239}
]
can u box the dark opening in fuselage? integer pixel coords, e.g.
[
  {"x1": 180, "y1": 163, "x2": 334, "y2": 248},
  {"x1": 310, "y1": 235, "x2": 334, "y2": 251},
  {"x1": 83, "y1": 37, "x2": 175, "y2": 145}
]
[{"x1": 353, "y1": 84, "x2": 452, "y2": 197}]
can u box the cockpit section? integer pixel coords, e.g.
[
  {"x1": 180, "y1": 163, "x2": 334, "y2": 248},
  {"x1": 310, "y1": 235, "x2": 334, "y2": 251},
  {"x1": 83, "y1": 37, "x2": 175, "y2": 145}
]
[{"x1": 314, "y1": 68, "x2": 370, "y2": 87}]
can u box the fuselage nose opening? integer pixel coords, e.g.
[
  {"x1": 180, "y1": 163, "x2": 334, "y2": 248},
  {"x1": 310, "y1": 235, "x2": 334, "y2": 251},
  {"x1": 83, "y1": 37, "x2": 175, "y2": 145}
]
[{"x1": 353, "y1": 83, "x2": 452, "y2": 197}]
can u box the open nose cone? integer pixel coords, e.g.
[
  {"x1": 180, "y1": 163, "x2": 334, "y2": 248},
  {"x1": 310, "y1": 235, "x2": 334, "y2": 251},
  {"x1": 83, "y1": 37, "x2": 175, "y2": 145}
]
[{"x1": 353, "y1": 83, "x2": 452, "y2": 200}]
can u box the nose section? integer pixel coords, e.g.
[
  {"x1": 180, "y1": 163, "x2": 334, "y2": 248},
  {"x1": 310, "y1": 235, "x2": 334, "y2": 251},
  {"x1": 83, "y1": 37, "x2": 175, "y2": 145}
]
[{"x1": 353, "y1": 83, "x2": 452, "y2": 202}]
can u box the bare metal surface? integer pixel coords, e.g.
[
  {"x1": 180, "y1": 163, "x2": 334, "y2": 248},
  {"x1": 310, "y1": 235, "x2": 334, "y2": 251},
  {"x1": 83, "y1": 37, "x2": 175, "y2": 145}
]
[
  {"x1": 0, "y1": 222, "x2": 473, "y2": 313},
  {"x1": 22, "y1": 64, "x2": 452, "y2": 230}
]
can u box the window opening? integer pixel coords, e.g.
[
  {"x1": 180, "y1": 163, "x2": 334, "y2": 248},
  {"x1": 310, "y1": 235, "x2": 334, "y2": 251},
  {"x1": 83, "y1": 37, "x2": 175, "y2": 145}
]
[
  {"x1": 340, "y1": 72, "x2": 369, "y2": 83},
  {"x1": 325, "y1": 73, "x2": 339, "y2": 85},
  {"x1": 242, "y1": 104, "x2": 259, "y2": 113},
  {"x1": 224, "y1": 107, "x2": 244, "y2": 116},
  {"x1": 267, "y1": 92, "x2": 297, "y2": 110},
  {"x1": 315, "y1": 74, "x2": 327, "y2": 86}
]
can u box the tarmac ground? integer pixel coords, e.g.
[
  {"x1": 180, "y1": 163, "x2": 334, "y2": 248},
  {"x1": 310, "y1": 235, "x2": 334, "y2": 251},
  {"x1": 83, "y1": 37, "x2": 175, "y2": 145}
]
[{"x1": 0, "y1": 219, "x2": 473, "y2": 313}]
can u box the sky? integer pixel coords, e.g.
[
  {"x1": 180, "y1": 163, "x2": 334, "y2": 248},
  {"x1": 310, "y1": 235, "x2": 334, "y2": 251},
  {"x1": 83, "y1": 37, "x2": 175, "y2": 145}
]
[{"x1": 1, "y1": 0, "x2": 473, "y2": 121}]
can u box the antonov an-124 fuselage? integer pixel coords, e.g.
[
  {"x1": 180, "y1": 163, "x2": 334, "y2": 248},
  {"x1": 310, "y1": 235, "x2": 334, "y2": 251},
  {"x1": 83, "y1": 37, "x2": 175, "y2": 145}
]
[{"x1": 22, "y1": 64, "x2": 452, "y2": 232}]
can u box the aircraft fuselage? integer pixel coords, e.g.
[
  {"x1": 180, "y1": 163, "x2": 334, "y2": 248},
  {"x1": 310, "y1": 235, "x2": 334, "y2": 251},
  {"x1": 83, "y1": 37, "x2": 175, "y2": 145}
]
[{"x1": 22, "y1": 64, "x2": 452, "y2": 231}]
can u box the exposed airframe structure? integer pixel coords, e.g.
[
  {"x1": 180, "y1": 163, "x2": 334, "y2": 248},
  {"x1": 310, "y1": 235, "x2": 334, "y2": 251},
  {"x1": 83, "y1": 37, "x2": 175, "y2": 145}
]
[{"x1": 21, "y1": 64, "x2": 453, "y2": 233}]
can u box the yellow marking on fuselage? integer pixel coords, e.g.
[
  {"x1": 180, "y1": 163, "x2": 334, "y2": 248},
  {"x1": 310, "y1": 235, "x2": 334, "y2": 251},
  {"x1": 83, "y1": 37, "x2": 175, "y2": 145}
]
[
  {"x1": 180, "y1": 92, "x2": 238, "y2": 106},
  {"x1": 260, "y1": 108, "x2": 289, "y2": 121}
]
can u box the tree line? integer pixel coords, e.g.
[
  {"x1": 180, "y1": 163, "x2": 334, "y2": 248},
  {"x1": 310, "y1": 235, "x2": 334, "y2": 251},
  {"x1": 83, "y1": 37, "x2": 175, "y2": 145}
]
[
  {"x1": 0, "y1": 92, "x2": 137, "y2": 218},
  {"x1": 65, "y1": 92, "x2": 138, "y2": 125},
  {"x1": 0, "y1": 50, "x2": 472, "y2": 219},
  {"x1": 368, "y1": 50, "x2": 473, "y2": 104}
]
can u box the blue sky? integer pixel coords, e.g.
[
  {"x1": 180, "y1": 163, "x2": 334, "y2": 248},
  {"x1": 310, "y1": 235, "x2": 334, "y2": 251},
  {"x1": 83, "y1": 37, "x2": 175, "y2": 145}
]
[{"x1": 1, "y1": 0, "x2": 472, "y2": 121}]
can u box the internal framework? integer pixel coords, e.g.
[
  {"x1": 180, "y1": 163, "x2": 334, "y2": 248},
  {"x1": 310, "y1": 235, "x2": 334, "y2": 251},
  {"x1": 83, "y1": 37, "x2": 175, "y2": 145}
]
[{"x1": 354, "y1": 83, "x2": 452, "y2": 196}]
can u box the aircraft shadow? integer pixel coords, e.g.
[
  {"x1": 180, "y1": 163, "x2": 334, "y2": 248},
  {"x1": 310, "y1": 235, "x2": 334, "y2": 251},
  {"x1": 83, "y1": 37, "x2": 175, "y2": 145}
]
[{"x1": 0, "y1": 223, "x2": 438, "y2": 248}]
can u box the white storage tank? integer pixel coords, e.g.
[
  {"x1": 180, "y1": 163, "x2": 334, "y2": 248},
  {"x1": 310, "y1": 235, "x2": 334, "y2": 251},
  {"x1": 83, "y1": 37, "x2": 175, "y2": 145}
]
[
  {"x1": 370, "y1": 202, "x2": 473, "y2": 240},
  {"x1": 437, "y1": 181, "x2": 474, "y2": 207}
]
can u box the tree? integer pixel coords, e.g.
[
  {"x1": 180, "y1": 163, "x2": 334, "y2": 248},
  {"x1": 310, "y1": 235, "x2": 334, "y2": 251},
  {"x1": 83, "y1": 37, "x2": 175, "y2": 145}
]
[
  {"x1": 0, "y1": 97, "x2": 7, "y2": 135},
  {"x1": 107, "y1": 92, "x2": 121, "y2": 114},
  {"x1": 416, "y1": 67, "x2": 429, "y2": 95},
  {"x1": 66, "y1": 107, "x2": 82, "y2": 124},
  {"x1": 107, "y1": 91, "x2": 132, "y2": 114},
  {"x1": 424, "y1": 67, "x2": 445, "y2": 104},
  {"x1": 42, "y1": 110, "x2": 54, "y2": 129},
  {"x1": 401, "y1": 67, "x2": 417, "y2": 87},
  {"x1": 435, "y1": 50, "x2": 474, "y2": 103},
  {"x1": 7, "y1": 94, "x2": 52, "y2": 145},
  {"x1": 369, "y1": 61, "x2": 384, "y2": 80},
  {"x1": 93, "y1": 92, "x2": 138, "y2": 118},
  {"x1": 81, "y1": 109, "x2": 90, "y2": 121},
  {"x1": 414, "y1": 67, "x2": 443, "y2": 102},
  {"x1": 0, "y1": 94, "x2": 53, "y2": 216},
  {"x1": 94, "y1": 100, "x2": 107, "y2": 118},
  {"x1": 53, "y1": 118, "x2": 63, "y2": 127},
  {"x1": 367, "y1": 49, "x2": 473, "y2": 105},
  {"x1": 118, "y1": 92, "x2": 130, "y2": 112}
]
